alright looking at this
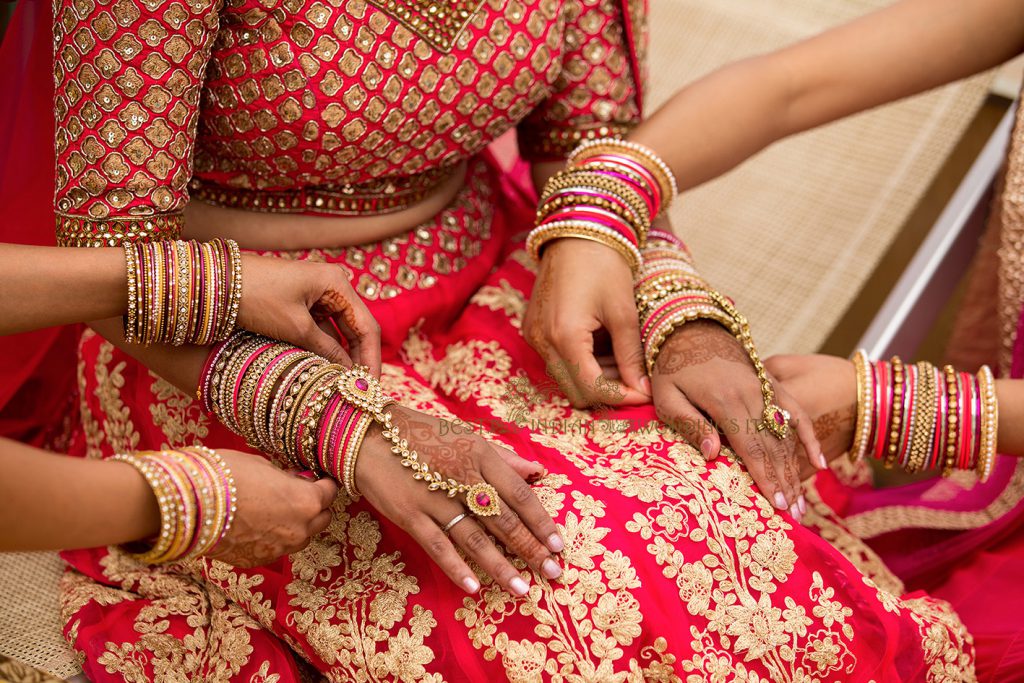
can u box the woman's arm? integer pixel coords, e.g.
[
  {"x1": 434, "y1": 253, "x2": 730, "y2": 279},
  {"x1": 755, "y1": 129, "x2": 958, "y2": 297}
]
[
  {"x1": 0, "y1": 245, "x2": 127, "y2": 335},
  {"x1": 0, "y1": 436, "x2": 160, "y2": 550},
  {"x1": 632, "y1": 0, "x2": 1024, "y2": 189}
]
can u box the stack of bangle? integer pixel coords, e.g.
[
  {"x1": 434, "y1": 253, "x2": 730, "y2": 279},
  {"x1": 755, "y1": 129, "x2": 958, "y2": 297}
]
[
  {"x1": 848, "y1": 350, "x2": 999, "y2": 480},
  {"x1": 124, "y1": 238, "x2": 242, "y2": 346},
  {"x1": 635, "y1": 231, "x2": 791, "y2": 440},
  {"x1": 527, "y1": 138, "x2": 678, "y2": 273},
  {"x1": 110, "y1": 446, "x2": 237, "y2": 564},
  {"x1": 198, "y1": 332, "x2": 504, "y2": 516}
]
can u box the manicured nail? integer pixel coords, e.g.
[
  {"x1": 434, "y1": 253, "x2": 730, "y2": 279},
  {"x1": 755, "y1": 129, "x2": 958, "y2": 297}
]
[
  {"x1": 462, "y1": 576, "x2": 480, "y2": 594},
  {"x1": 510, "y1": 576, "x2": 530, "y2": 596},
  {"x1": 773, "y1": 492, "x2": 788, "y2": 510},
  {"x1": 640, "y1": 376, "x2": 652, "y2": 395},
  {"x1": 789, "y1": 503, "x2": 802, "y2": 523},
  {"x1": 547, "y1": 533, "x2": 565, "y2": 553},
  {"x1": 541, "y1": 558, "x2": 561, "y2": 580},
  {"x1": 798, "y1": 495, "x2": 807, "y2": 515},
  {"x1": 701, "y1": 439, "x2": 716, "y2": 459},
  {"x1": 816, "y1": 452, "x2": 828, "y2": 469}
]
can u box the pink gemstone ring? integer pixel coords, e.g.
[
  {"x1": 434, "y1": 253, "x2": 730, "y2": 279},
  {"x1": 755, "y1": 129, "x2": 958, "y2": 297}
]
[
  {"x1": 465, "y1": 482, "x2": 501, "y2": 517},
  {"x1": 757, "y1": 403, "x2": 791, "y2": 440}
]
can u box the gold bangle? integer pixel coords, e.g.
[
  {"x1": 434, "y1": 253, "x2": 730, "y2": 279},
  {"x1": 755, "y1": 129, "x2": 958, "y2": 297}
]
[
  {"x1": 908, "y1": 361, "x2": 937, "y2": 473},
  {"x1": 527, "y1": 221, "x2": 642, "y2": 272},
  {"x1": 850, "y1": 350, "x2": 872, "y2": 463},
  {"x1": 977, "y1": 365, "x2": 998, "y2": 481}
]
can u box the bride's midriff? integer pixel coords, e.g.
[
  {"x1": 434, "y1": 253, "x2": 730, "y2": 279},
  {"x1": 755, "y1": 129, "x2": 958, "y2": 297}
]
[{"x1": 183, "y1": 161, "x2": 468, "y2": 251}]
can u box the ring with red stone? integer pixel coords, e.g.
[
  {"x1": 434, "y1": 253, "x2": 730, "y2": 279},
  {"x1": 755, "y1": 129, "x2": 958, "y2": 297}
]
[
  {"x1": 757, "y1": 403, "x2": 791, "y2": 440},
  {"x1": 465, "y1": 482, "x2": 502, "y2": 517}
]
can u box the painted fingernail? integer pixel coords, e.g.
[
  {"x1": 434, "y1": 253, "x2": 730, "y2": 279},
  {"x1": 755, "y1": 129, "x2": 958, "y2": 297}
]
[
  {"x1": 701, "y1": 439, "x2": 715, "y2": 459},
  {"x1": 462, "y1": 576, "x2": 480, "y2": 594},
  {"x1": 541, "y1": 558, "x2": 561, "y2": 580},
  {"x1": 547, "y1": 533, "x2": 565, "y2": 553},
  {"x1": 816, "y1": 452, "x2": 828, "y2": 469},
  {"x1": 773, "y1": 492, "x2": 788, "y2": 510},
  {"x1": 510, "y1": 576, "x2": 530, "y2": 596},
  {"x1": 798, "y1": 495, "x2": 807, "y2": 516},
  {"x1": 789, "y1": 503, "x2": 801, "y2": 523},
  {"x1": 640, "y1": 376, "x2": 653, "y2": 395}
]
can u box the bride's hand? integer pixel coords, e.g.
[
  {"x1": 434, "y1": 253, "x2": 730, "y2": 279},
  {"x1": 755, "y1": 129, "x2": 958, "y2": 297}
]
[
  {"x1": 239, "y1": 255, "x2": 382, "y2": 375},
  {"x1": 206, "y1": 450, "x2": 340, "y2": 568},
  {"x1": 355, "y1": 406, "x2": 564, "y2": 595},
  {"x1": 765, "y1": 353, "x2": 859, "y2": 478},
  {"x1": 651, "y1": 322, "x2": 824, "y2": 520},
  {"x1": 523, "y1": 240, "x2": 652, "y2": 407}
]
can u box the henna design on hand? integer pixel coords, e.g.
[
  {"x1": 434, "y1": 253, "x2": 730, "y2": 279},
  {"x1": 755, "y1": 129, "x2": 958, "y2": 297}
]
[
  {"x1": 655, "y1": 321, "x2": 750, "y2": 375},
  {"x1": 312, "y1": 289, "x2": 360, "y2": 334}
]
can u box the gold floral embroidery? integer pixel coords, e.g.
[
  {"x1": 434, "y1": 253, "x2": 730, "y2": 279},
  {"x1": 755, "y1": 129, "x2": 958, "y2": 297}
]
[
  {"x1": 408, "y1": 328, "x2": 976, "y2": 681},
  {"x1": 149, "y1": 373, "x2": 210, "y2": 449},
  {"x1": 77, "y1": 330, "x2": 104, "y2": 459},
  {"x1": 78, "y1": 550, "x2": 275, "y2": 682},
  {"x1": 283, "y1": 507, "x2": 443, "y2": 682},
  {"x1": 454, "y1": 473, "x2": 679, "y2": 682},
  {"x1": 470, "y1": 279, "x2": 528, "y2": 329},
  {"x1": 92, "y1": 340, "x2": 140, "y2": 454}
]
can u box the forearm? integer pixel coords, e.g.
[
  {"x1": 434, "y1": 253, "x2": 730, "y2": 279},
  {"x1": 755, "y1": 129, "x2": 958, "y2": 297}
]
[
  {"x1": 630, "y1": 0, "x2": 1024, "y2": 191},
  {"x1": 995, "y1": 379, "x2": 1024, "y2": 457},
  {"x1": 0, "y1": 245, "x2": 126, "y2": 334},
  {"x1": 0, "y1": 437, "x2": 159, "y2": 551},
  {"x1": 89, "y1": 317, "x2": 208, "y2": 394}
]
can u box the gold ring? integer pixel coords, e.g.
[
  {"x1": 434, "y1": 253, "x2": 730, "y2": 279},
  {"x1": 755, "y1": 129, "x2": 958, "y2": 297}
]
[{"x1": 442, "y1": 513, "x2": 470, "y2": 533}]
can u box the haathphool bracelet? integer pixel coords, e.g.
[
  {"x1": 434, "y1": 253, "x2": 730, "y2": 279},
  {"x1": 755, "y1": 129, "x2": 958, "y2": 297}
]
[
  {"x1": 634, "y1": 230, "x2": 791, "y2": 439},
  {"x1": 528, "y1": 138, "x2": 679, "y2": 273},
  {"x1": 110, "y1": 446, "x2": 236, "y2": 564},
  {"x1": 848, "y1": 351, "x2": 998, "y2": 480},
  {"x1": 123, "y1": 238, "x2": 241, "y2": 346},
  {"x1": 198, "y1": 332, "x2": 503, "y2": 516}
]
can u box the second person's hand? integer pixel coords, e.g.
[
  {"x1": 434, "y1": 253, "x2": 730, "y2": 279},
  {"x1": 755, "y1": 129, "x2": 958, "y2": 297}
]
[
  {"x1": 206, "y1": 450, "x2": 340, "y2": 568},
  {"x1": 239, "y1": 255, "x2": 382, "y2": 375}
]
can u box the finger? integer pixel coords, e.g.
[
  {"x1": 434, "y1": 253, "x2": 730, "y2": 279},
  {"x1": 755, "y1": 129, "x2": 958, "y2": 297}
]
[
  {"x1": 556, "y1": 331, "x2": 648, "y2": 407},
  {"x1": 765, "y1": 433, "x2": 803, "y2": 522},
  {"x1": 493, "y1": 444, "x2": 546, "y2": 484},
  {"x1": 307, "y1": 509, "x2": 333, "y2": 537},
  {"x1": 312, "y1": 477, "x2": 340, "y2": 510},
  {"x1": 447, "y1": 515, "x2": 531, "y2": 597},
  {"x1": 409, "y1": 514, "x2": 482, "y2": 594},
  {"x1": 603, "y1": 305, "x2": 651, "y2": 397},
  {"x1": 653, "y1": 382, "x2": 720, "y2": 459},
  {"x1": 733, "y1": 433, "x2": 790, "y2": 512},
  {"x1": 331, "y1": 297, "x2": 383, "y2": 377},
  {"x1": 776, "y1": 383, "x2": 826, "y2": 470},
  {"x1": 481, "y1": 455, "x2": 564, "y2": 558},
  {"x1": 301, "y1": 320, "x2": 354, "y2": 366}
]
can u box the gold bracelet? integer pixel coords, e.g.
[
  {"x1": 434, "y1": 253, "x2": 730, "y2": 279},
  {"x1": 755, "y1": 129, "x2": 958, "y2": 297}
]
[
  {"x1": 977, "y1": 365, "x2": 998, "y2": 481},
  {"x1": 336, "y1": 366, "x2": 502, "y2": 517},
  {"x1": 850, "y1": 350, "x2": 872, "y2": 463}
]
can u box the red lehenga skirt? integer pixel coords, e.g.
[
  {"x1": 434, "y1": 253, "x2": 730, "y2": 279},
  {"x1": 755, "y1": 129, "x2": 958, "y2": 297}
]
[{"x1": 57, "y1": 154, "x2": 977, "y2": 682}]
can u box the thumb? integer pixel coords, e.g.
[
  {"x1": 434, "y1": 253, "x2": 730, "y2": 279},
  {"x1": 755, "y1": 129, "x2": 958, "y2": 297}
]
[
  {"x1": 297, "y1": 318, "x2": 353, "y2": 365},
  {"x1": 655, "y1": 386, "x2": 721, "y2": 460},
  {"x1": 494, "y1": 445, "x2": 546, "y2": 483},
  {"x1": 606, "y1": 309, "x2": 652, "y2": 399},
  {"x1": 311, "y1": 477, "x2": 340, "y2": 509}
]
